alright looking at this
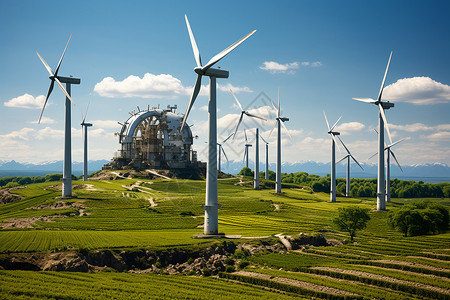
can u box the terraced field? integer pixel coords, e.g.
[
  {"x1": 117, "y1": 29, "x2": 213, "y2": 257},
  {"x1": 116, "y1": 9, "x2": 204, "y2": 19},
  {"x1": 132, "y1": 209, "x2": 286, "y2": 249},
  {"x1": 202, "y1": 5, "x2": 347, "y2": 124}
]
[{"x1": 0, "y1": 175, "x2": 449, "y2": 299}]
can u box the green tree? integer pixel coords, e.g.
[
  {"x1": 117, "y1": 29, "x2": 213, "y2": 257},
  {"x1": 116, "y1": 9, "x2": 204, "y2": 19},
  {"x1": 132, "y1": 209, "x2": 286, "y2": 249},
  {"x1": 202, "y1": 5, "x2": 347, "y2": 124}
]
[
  {"x1": 238, "y1": 167, "x2": 253, "y2": 177},
  {"x1": 333, "y1": 207, "x2": 371, "y2": 242},
  {"x1": 388, "y1": 201, "x2": 449, "y2": 237}
]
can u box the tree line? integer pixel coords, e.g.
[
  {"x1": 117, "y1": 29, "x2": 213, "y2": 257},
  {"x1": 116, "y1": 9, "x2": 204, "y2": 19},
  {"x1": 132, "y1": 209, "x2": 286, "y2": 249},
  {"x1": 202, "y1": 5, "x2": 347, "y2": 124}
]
[{"x1": 238, "y1": 168, "x2": 449, "y2": 198}]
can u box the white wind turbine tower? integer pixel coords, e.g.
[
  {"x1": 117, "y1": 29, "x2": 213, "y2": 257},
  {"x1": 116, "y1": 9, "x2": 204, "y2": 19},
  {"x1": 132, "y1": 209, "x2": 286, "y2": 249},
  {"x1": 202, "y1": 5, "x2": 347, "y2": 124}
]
[
  {"x1": 269, "y1": 89, "x2": 292, "y2": 193},
  {"x1": 180, "y1": 15, "x2": 255, "y2": 236},
  {"x1": 323, "y1": 111, "x2": 342, "y2": 202},
  {"x1": 242, "y1": 129, "x2": 252, "y2": 168},
  {"x1": 369, "y1": 134, "x2": 410, "y2": 203},
  {"x1": 353, "y1": 52, "x2": 394, "y2": 211},
  {"x1": 336, "y1": 136, "x2": 364, "y2": 197},
  {"x1": 217, "y1": 133, "x2": 233, "y2": 172},
  {"x1": 81, "y1": 103, "x2": 93, "y2": 181},
  {"x1": 260, "y1": 135, "x2": 270, "y2": 180},
  {"x1": 37, "y1": 34, "x2": 80, "y2": 198},
  {"x1": 254, "y1": 128, "x2": 260, "y2": 190}
]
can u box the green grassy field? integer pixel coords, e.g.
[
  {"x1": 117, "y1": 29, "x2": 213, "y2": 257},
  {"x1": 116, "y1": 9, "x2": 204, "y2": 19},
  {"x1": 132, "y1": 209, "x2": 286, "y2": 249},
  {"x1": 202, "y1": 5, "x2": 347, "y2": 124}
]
[{"x1": 0, "y1": 176, "x2": 449, "y2": 299}]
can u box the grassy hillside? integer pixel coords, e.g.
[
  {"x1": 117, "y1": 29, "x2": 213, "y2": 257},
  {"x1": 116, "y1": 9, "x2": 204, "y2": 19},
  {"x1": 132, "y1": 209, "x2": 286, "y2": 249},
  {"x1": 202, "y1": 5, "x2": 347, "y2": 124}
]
[{"x1": 0, "y1": 176, "x2": 449, "y2": 299}]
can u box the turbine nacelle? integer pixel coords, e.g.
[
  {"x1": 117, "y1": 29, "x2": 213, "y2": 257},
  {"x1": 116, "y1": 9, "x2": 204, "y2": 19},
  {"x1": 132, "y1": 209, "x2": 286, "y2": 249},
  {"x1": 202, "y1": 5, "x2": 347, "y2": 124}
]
[
  {"x1": 328, "y1": 131, "x2": 340, "y2": 135},
  {"x1": 278, "y1": 116, "x2": 289, "y2": 122}
]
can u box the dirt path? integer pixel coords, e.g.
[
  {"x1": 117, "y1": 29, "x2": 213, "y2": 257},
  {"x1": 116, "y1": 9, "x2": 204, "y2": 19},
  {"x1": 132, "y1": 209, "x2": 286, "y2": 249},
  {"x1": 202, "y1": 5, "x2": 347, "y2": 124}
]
[
  {"x1": 1, "y1": 215, "x2": 67, "y2": 229},
  {"x1": 275, "y1": 233, "x2": 292, "y2": 250},
  {"x1": 0, "y1": 186, "x2": 25, "y2": 204},
  {"x1": 110, "y1": 172, "x2": 129, "y2": 179},
  {"x1": 371, "y1": 259, "x2": 450, "y2": 273},
  {"x1": 145, "y1": 169, "x2": 171, "y2": 180},
  {"x1": 234, "y1": 271, "x2": 358, "y2": 296},
  {"x1": 148, "y1": 197, "x2": 157, "y2": 207},
  {"x1": 312, "y1": 267, "x2": 450, "y2": 294}
]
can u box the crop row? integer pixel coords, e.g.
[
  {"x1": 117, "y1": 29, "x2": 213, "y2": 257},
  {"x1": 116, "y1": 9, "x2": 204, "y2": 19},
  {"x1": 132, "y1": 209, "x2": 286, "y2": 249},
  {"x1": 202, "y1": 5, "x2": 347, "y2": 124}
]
[
  {"x1": 295, "y1": 267, "x2": 449, "y2": 299},
  {"x1": 247, "y1": 268, "x2": 418, "y2": 300},
  {"x1": 0, "y1": 270, "x2": 296, "y2": 300},
  {"x1": 218, "y1": 272, "x2": 362, "y2": 300}
]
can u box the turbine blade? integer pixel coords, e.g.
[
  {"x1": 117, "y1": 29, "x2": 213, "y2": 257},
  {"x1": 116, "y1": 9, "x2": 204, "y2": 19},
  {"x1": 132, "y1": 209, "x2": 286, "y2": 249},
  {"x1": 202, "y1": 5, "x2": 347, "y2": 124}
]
[
  {"x1": 280, "y1": 120, "x2": 292, "y2": 140},
  {"x1": 260, "y1": 134, "x2": 268, "y2": 145},
  {"x1": 390, "y1": 149, "x2": 403, "y2": 173},
  {"x1": 323, "y1": 111, "x2": 330, "y2": 131},
  {"x1": 377, "y1": 51, "x2": 392, "y2": 102},
  {"x1": 350, "y1": 154, "x2": 364, "y2": 171},
  {"x1": 268, "y1": 120, "x2": 277, "y2": 138},
  {"x1": 55, "y1": 34, "x2": 72, "y2": 76},
  {"x1": 233, "y1": 113, "x2": 244, "y2": 139},
  {"x1": 368, "y1": 152, "x2": 377, "y2": 160},
  {"x1": 243, "y1": 146, "x2": 247, "y2": 163},
  {"x1": 389, "y1": 136, "x2": 411, "y2": 148},
  {"x1": 336, "y1": 155, "x2": 348, "y2": 165},
  {"x1": 38, "y1": 80, "x2": 54, "y2": 124},
  {"x1": 185, "y1": 15, "x2": 202, "y2": 68},
  {"x1": 202, "y1": 29, "x2": 256, "y2": 71},
  {"x1": 36, "y1": 51, "x2": 54, "y2": 76},
  {"x1": 378, "y1": 103, "x2": 392, "y2": 144},
  {"x1": 180, "y1": 74, "x2": 202, "y2": 132},
  {"x1": 352, "y1": 97, "x2": 376, "y2": 103},
  {"x1": 330, "y1": 115, "x2": 342, "y2": 132},
  {"x1": 230, "y1": 89, "x2": 243, "y2": 111},
  {"x1": 245, "y1": 111, "x2": 267, "y2": 121},
  {"x1": 269, "y1": 97, "x2": 278, "y2": 114},
  {"x1": 277, "y1": 88, "x2": 280, "y2": 118},
  {"x1": 244, "y1": 128, "x2": 248, "y2": 143},
  {"x1": 83, "y1": 101, "x2": 90, "y2": 123},
  {"x1": 331, "y1": 134, "x2": 341, "y2": 153},
  {"x1": 223, "y1": 133, "x2": 234, "y2": 144},
  {"x1": 336, "y1": 135, "x2": 350, "y2": 155},
  {"x1": 222, "y1": 147, "x2": 229, "y2": 162},
  {"x1": 54, "y1": 77, "x2": 75, "y2": 105}
]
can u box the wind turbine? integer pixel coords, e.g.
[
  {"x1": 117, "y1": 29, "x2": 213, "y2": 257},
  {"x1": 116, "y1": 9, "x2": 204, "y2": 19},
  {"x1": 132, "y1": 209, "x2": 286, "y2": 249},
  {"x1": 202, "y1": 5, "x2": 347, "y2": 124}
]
[
  {"x1": 217, "y1": 133, "x2": 233, "y2": 172},
  {"x1": 243, "y1": 129, "x2": 252, "y2": 168},
  {"x1": 323, "y1": 111, "x2": 342, "y2": 202},
  {"x1": 336, "y1": 136, "x2": 364, "y2": 197},
  {"x1": 180, "y1": 15, "x2": 255, "y2": 235},
  {"x1": 369, "y1": 134, "x2": 410, "y2": 203},
  {"x1": 37, "y1": 34, "x2": 80, "y2": 198},
  {"x1": 353, "y1": 52, "x2": 394, "y2": 211},
  {"x1": 81, "y1": 103, "x2": 93, "y2": 181},
  {"x1": 230, "y1": 89, "x2": 266, "y2": 138},
  {"x1": 254, "y1": 128, "x2": 260, "y2": 190},
  {"x1": 269, "y1": 89, "x2": 292, "y2": 193},
  {"x1": 260, "y1": 135, "x2": 269, "y2": 180}
]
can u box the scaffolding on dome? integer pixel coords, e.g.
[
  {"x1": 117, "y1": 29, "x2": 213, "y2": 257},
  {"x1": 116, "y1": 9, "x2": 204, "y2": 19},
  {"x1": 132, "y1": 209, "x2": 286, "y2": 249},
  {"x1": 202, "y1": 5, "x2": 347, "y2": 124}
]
[{"x1": 105, "y1": 104, "x2": 204, "y2": 171}]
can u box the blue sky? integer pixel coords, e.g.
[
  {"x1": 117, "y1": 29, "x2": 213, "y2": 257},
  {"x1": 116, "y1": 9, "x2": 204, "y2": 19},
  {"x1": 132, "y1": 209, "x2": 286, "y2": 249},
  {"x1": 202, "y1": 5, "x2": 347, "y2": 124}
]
[{"x1": 1, "y1": 0, "x2": 449, "y2": 168}]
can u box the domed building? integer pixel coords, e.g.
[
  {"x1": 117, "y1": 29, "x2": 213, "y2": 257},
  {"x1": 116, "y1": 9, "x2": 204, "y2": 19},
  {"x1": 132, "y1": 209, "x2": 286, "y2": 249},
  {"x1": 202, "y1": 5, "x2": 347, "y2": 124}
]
[{"x1": 106, "y1": 105, "x2": 204, "y2": 171}]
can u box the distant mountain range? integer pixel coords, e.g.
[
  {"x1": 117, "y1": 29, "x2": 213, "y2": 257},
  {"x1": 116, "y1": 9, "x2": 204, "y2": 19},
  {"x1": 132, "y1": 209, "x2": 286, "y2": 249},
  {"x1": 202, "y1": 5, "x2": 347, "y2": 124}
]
[
  {"x1": 221, "y1": 160, "x2": 450, "y2": 182},
  {"x1": 0, "y1": 160, "x2": 110, "y2": 177},
  {"x1": 0, "y1": 159, "x2": 449, "y2": 182}
]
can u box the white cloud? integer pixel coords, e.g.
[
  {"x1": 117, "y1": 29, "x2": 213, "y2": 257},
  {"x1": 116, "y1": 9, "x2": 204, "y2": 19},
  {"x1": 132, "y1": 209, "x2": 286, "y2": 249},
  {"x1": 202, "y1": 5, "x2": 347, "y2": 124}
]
[
  {"x1": 4, "y1": 94, "x2": 45, "y2": 109},
  {"x1": 94, "y1": 73, "x2": 253, "y2": 99},
  {"x1": 260, "y1": 61, "x2": 322, "y2": 74},
  {"x1": 217, "y1": 83, "x2": 253, "y2": 93},
  {"x1": 29, "y1": 117, "x2": 55, "y2": 125},
  {"x1": 383, "y1": 77, "x2": 450, "y2": 105},
  {"x1": 35, "y1": 127, "x2": 64, "y2": 140},
  {"x1": 94, "y1": 73, "x2": 192, "y2": 98},
  {"x1": 90, "y1": 120, "x2": 120, "y2": 129},
  {"x1": 426, "y1": 131, "x2": 450, "y2": 141},
  {"x1": 390, "y1": 123, "x2": 450, "y2": 132},
  {"x1": 336, "y1": 122, "x2": 366, "y2": 133},
  {"x1": 260, "y1": 61, "x2": 299, "y2": 74}
]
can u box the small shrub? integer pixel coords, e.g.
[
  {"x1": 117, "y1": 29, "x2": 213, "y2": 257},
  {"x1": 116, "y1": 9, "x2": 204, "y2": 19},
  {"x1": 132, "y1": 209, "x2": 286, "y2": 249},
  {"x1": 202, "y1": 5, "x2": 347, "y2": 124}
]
[
  {"x1": 238, "y1": 261, "x2": 250, "y2": 269},
  {"x1": 202, "y1": 267, "x2": 211, "y2": 277},
  {"x1": 224, "y1": 258, "x2": 235, "y2": 266},
  {"x1": 225, "y1": 265, "x2": 235, "y2": 273}
]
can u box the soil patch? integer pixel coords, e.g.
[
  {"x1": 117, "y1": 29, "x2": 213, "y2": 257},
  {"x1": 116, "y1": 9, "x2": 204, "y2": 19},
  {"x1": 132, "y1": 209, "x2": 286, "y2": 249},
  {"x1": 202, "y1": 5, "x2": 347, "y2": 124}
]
[{"x1": 0, "y1": 186, "x2": 25, "y2": 204}]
